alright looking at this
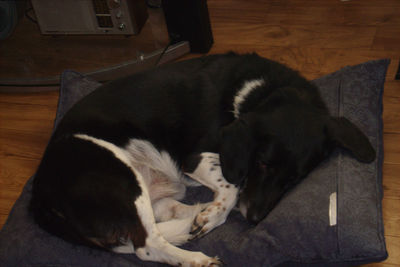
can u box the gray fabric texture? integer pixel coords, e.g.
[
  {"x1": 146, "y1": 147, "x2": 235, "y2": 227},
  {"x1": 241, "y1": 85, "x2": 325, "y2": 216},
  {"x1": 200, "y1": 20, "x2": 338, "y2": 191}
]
[{"x1": 0, "y1": 60, "x2": 389, "y2": 267}]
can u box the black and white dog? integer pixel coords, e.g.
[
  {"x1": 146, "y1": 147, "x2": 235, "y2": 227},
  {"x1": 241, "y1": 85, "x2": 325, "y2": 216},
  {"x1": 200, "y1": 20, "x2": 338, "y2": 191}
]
[{"x1": 31, "y1": 53, "x2": 375, "y2": 266}]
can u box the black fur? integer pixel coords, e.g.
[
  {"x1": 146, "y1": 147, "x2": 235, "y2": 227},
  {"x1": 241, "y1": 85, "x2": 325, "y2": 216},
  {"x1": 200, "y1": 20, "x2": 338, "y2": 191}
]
[
  {"x1": 31, "y1": 137, "x2": 146, "y2": 248},
  {"x1": 31, "y1": 52, "x2": 375, "y2": 248}
]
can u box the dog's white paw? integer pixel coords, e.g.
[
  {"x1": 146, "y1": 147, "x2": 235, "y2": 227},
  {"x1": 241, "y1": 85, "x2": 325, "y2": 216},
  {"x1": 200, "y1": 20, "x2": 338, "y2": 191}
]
[
  {"x1": 190, "y1": 184, "x2": 238, "y2": 239},
  {"x1": 190, "y1": 201, "x2": 228, "y2": 239}
]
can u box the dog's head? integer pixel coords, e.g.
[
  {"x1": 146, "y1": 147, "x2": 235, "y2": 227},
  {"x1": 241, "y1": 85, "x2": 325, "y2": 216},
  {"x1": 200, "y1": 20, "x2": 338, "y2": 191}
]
[{"x1": 219, "y1": 89, "x2": 376, "y2": 224}]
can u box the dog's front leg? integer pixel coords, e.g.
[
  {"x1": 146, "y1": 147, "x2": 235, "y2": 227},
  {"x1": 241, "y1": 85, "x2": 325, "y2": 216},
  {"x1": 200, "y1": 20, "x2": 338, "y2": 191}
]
[
  {"x1": 185, "y1": 152, "x2": 239, "y2": 239},
  {"x1": 117, "y1": 173, "x2": 220, "y2": 267}
]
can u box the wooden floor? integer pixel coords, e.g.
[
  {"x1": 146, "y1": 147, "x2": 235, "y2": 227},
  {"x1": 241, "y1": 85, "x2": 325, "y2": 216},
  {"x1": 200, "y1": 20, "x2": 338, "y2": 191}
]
[{"x1": 1, "y1": 0, "x2": 399, "y2": 266}]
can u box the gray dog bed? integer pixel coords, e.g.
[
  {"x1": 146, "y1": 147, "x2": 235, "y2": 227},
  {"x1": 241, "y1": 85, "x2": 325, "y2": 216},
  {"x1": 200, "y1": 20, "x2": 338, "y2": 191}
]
[{"x1": 0, "y1": 59, "x2": 389, "y2": 266}]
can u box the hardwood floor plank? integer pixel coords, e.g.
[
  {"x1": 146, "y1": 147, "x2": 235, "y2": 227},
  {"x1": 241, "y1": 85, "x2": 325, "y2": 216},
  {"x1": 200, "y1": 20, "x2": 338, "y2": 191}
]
[
  {"x1": 383, "y1": 96, "x2": 400, "y2": 134},
  {"x1": 211, "y1": 23, "x2": 376, "y2": 49},
  {"x1": 0, "y1": 101, "x2": 56, "y2": 133},
  {"x1": 0, "y1": 157, "x2": 37, "y2": 227},
  {"x1": 383, "y1": 164, "x2": 400, "y2": 200},
  {"x1": 384, "y1": 134, "x2": 400, "y2": 164},
  {"x1": 365, "y1": 263, "x2": 399, "y2": 267},
  {"x1": 382, "y1": 198, "x2": 400, "y2": 237},
  {"x1": 0, "y1": 157, "x2": 38, "y2": 189},
  {"x1": 381, "y1": 236, "x2": 400, "y2": 266},
  {"x1": 372, "y1": 26, "x2": 400, "y2": 50},
  {"x1": 0, "y1": 128, "x2": 51, "y2": 160},
  {"x1": 208, "y1": 0, "x2": 400, "y2": 26},
  {"x1": 384, "y1": 59, "x2": 399, "y2": 82},
  {"x1": 0, "y1": 91, "x2": 59, "y2": 106},
  {"x1": 264, "y1": 5, "x2": 400, "y2": 27},
  {"x1": 208, "y1": 0, "x2": 273, "y2": 24},
  {"x1": 384, "y1": 81, "x2": 400, "y2": 98}
]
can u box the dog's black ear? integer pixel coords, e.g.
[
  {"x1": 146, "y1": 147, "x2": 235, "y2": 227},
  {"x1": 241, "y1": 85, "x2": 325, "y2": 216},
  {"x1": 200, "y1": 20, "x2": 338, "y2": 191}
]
[
  {"x1": 327, "y1": 117, "x2": 376, "y2": 163},
  {"x1": 219, "y1": 120, "x2": 255, "y2": 186}
]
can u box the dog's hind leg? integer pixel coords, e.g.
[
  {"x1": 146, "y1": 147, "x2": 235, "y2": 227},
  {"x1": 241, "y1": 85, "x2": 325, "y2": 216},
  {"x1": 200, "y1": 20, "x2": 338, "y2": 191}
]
[
  {"x1": 184, "y1": 152, "x2": 239, "y2": 239},
  {"x1": 156, "y1": 218, "x2": 195, "y2": 246},
  {"x1": 153, "y1": 197, "x2": 208, "y2": 222},
  {"x1": 119, "y1": 170, "x2": 221, "y2": 266},
  {"x1": 153, "y1": 198, "x2": 209, "y2": 245}
]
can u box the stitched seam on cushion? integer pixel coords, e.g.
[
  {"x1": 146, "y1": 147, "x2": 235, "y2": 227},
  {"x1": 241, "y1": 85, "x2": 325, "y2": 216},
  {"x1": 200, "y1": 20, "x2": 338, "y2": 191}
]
[
  {"x1": 335, "y1": 79, "x2": 343, "y2": 257},
  {"x1": 374, "y1": 61, "x2": 388, "y2": 253}
]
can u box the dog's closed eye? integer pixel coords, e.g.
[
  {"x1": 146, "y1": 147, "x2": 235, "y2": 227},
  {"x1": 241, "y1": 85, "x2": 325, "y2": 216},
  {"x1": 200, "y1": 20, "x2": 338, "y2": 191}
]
[
  {"x1": 257, "y1": 161, "x2": 277, "y2": 175},
  {"x1": 258, "y1": 161, "x2": 267, "y2": 170}
]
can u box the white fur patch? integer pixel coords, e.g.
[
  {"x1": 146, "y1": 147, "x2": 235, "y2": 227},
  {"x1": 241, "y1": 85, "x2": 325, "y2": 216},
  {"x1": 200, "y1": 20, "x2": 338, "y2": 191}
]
[
  {"x1": 74, "y1": 135, "x2": 186, "y2": 203},
  {"x1": 233, "y1": 78, "x2": 265, "y2": 118},
  {"x1": 73, "y1": 134, "x2": 220, "y2": 265},
  {"x1": 124, "y1": 139, "x2": 186, "y2": 202},
  {"x1": 73, "y1": 134, "x2": 221, "y2": 265},
  {"x1": 112, "y1": 239, "x2": 135, "y2": 254},
  {"x1": 124, "y1": 139, "x2": 183, "y2": 185},
  {"x1": 185, "y1": 153, "x2": 239, "y2": 238}
]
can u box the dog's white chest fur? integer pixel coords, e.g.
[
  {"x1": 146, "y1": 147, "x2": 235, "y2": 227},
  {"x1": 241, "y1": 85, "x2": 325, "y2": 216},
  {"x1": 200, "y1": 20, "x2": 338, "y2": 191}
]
[{"x1": 233, "y1": 78, "x2": 265, "y2": 118}]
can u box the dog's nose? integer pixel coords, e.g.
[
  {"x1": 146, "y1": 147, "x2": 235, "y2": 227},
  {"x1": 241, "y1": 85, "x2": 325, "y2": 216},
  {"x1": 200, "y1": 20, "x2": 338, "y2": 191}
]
[
  {"x1": 246, "y1": 207, "x2": 269, "y2": 225},
  {"x1": 239, "y1": 198, "x2": 265, "y2": 224},
  {"x1": 247, "y1": 212, "x2": 262, "y2": 225}
]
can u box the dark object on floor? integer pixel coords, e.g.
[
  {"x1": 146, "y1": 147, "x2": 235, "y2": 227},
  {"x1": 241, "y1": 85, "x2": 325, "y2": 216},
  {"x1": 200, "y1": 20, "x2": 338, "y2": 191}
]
[
  {"x1": 0, "y1": 59, "x2": 389, "y2": 266},
  {"x1": 0, "y1": 0, "x2": 24, "y2": 40},
  {"x1": 162, "y1": 0, "x2": 213, "y2": 53}
]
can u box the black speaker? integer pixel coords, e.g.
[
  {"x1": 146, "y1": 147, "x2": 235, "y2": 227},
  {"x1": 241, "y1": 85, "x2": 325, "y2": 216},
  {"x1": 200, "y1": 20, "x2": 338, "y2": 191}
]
[
  {"x1": 162, "y1": 0, "x2": 213, "y2": 53},
  {"x1": 0, "y1": 0, "x2": 24, "y2": 40}
]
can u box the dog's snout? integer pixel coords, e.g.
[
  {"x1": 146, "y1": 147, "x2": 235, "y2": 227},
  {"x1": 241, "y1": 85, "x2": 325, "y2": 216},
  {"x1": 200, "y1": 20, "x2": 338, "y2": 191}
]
[
  {"x1": 239, "y1": 197, "x2": 265, "y2": 224},
  {"x1": 246, "y1": 209, "x2": 264, "y2": 225},
  {"x1": 248, "y1": 215, "x2": 260, "y2": 225}
]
